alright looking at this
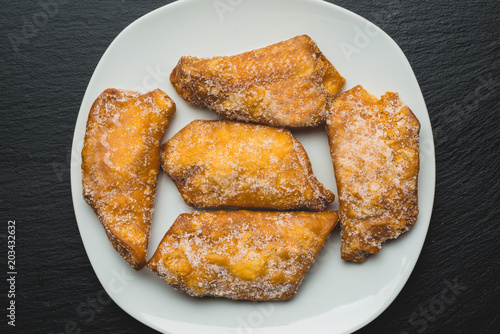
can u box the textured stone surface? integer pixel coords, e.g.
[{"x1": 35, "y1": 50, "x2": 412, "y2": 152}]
[{"x1": 0, "y1": 0, "x2": 498, "y2": 333}]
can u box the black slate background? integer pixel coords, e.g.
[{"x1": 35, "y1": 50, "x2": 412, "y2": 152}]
[{"x1": 1, "y1": 0, "x2": 499, "y2": 333}]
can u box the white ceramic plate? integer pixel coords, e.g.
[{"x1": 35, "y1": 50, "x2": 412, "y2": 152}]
[{"x1": 70, "y1": 0, "x2": 435, "y2": 333}]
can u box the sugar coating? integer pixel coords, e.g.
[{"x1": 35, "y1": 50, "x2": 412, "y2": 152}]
[
  {"x1": 170, "y1": 35, "x2": 345, "y2": 127},
  {"x1": 161, "y1": 120, "x2": 334, "y2": 211},
  {"x1": 81, "y1": 88, "x2": 176, "y2": 270},
  {"x1": 147, "y1": 210, "x2": 338, "y2": 300},
  {"x1": 326, "y1": 85, "x2": 420, "y2": 262}
]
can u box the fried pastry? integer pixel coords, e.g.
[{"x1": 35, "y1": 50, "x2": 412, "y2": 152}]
[
  {"x1": 161, "y1": 119, "x2": 334, "y2": 211},
  {"x1": 81, "y1": 88, "x2": 176, "y2": 270},
  {"x1": 147, "y1": 210, "x2": 338, "y2": 300},
  {"x1": 326, "y1": 85, "x2": 420, "y2": 262},
  {"x1": 170, "y1": 34, "x2": 345, "y2": 127}
]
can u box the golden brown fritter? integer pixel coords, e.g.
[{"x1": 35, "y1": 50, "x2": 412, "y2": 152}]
[
  {"x1": 81, "y1": 88, "x2": 175, "y2": 270},
  {"x1": 161, "y1": 119, "x2": 334, "y2": 211},
  {"x1": 147, "y1": 210, "x2": 338, "y2": 300},
  {"x1": 170, "y1": 35, "x2": 345, "y2": 127},
  {"x1": 326, "y1": 85, "x2": 420, "y2": 262}
]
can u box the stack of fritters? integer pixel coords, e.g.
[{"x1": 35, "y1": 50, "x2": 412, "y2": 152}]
[{"x1": 81, "y1": 34, "x2": 420, "y2": 301}]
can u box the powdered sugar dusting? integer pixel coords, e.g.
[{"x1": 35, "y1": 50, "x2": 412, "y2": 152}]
[
  {"x1": 81, "y1": 88, "x2": 176, "y2": 270},
  {"x1": 161, "y1": 120, "x2": 334, "y2": 211},
  {"x1": 326, "y1": 85, "x2": 420, "y2": 262},
  {"x1": 170, "y1": 35, "x2": 345, "y2": 127},
  {"x1": 147, "y1": 210, "x2": 338, "y2": 300}
]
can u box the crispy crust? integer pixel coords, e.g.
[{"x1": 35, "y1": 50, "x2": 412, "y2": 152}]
[
  {"x1": 170, "y1": 35, "x2": 345, "y2": 127},
  {"x1": 161, "y1": 119, "x2": 334, "y2": 211},
  {"x1": 147, "y1": 210, "x2": 338, "y2": 300},
  {"x1": 326, "y1": 85, "x2": 420, "y2": 262},
  {"x1": 81, "y1": 88, "x2": 175, "y2": 270}
]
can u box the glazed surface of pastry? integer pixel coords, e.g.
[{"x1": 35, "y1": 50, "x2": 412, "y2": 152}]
[
  {"x1": 81, "y1": 88, "x2": 176, "y2": 270},
  {"x1": 147, "y1": 210, "x2": 339, "y2": 300},
  {"x1": 326, "y1": 85, "x2": 420, "y2": 262},
  {"x1": 161, "y1": 119, "x2": 334, "y2": 211},
  {"x1": 170, "y1": 35, "x2": 345, "y2": 127}
]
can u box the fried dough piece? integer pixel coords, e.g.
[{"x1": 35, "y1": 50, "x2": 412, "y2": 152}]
[
  {"x1": 170, "y1": 35, "x2": 345, "y2": 127},
  {"x1": 147, "y1": 210, "x2": 338, "y2": 300},
  {"x1": 81, "y1": 88, "x2": 175, "y2": 270},
  {"x1": 326, "y1": 85, "x2": 420, "y2": 262},
  {"x1": 161, "y1": 119, "x2": 334, "y2": 211}
]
